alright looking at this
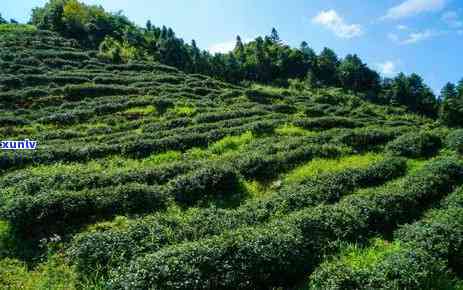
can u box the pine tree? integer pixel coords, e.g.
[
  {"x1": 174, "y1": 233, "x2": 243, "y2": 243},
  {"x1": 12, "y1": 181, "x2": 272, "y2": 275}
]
[
  {"x1": 441, "y1": 82, "x2": 458, "y2": 100},
  {"x1": 457, "y1": 78, "x2": 463, "y2": 98},
  {"x1": 317, "y1": 47, "x2": 339, "y2": 87},
  {"x1": 300, "y1": 41, "x2": 308, "y2": 51},
  {"x1": 0, "y1": 13, "x2": 7, "y2": 24},
  {"x1": 270, "y1": 28, "x2": 280, "y2": 44},
  {"x1": 234, "y1": 35, "x2": 245, "y2": 64},
  {"x1": 440, "y1": 82, "x2": 462, "y2": 127}
]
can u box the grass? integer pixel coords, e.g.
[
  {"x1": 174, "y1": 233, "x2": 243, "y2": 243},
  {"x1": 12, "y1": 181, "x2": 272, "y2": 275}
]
[
  {"x1": 243, "y1": 180, "x2": 275, "y2": 199},
  {"x1": 12, "y1": 150, "x2": 184, "y2": 178},
  {"x1": 140, "y1": 150, "x2": 182, "y2": 166},
  {"x1": 0, "y1": 256, "x2": 77, "y2": 290},
  {"x1": 123, "y1": 105, "x2": 156, "y2": 116},
  {"x1": 209, "y1": 131, "x2": 254, "y2": 155},
  {"x1": 0, "y1": 24, "x2": 37, "y2": 34},
  {"x1": 84, "y1": 216, "x2": 130, "y2": 233},
  {"x1": 339, "y1": 238, "x2": 402, "y2": 270},
  {"x1": 173, "y1": 105, "x2": 196, "y2": 117},
  {"x1": 406, "y1": 158, "x2": 428, "y2": 174},
  {"x1": 284, "y1": 153, "x2": 384, "y2": 185},
  {"x1": 275, "y1": 124, "x2": 316, "y2": 137}
]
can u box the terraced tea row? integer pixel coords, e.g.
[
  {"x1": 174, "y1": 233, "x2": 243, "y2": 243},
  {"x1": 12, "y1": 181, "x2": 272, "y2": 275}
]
[{"x1": 106, "y1": 157, "x2": 463, "y2": 289}]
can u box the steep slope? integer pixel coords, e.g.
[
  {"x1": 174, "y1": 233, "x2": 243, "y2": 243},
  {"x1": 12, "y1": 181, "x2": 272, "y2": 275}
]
[{"x1": 0, "y1": 25, "x2": 462, "y2": 289}]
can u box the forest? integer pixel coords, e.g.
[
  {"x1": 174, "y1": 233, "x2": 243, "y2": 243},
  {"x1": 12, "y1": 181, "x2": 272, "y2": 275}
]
[{"x1": 4, "y1": 0, "x2": 460, "y2": 122}]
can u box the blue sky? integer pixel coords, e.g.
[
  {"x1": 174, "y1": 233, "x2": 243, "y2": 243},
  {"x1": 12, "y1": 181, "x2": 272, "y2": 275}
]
[{"x1": 2, "y1": 0, "x2": 463, "y2": 93}]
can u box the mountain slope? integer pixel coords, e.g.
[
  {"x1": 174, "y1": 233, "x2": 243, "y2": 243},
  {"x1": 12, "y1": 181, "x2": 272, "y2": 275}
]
[{"x1": 0, "y1": 25, "x2": 462, "y2": 289}]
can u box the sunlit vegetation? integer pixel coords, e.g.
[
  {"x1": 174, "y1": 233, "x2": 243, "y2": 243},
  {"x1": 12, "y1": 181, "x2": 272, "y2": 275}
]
[{"x1": 0, "y1": 5, "x2": 462, "y2": 289}]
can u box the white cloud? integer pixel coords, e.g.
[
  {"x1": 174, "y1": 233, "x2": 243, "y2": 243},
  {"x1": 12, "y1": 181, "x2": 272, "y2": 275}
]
[
  {"x1": 376, "y1": 60, "x2": 400, "y2": 77},
  {"x1": 312, "y1": 10, "x2": 363, "y2": 39},
  {"x1": 397, "y1": 24, "x2": 409, "y2": 30},
  {"x1": 382, "y1": 0, "x2": 447, "y2": 20},
  {"x1": 388, "y1": 33, "x2": 400, "y2": 42},
  {"x1": 402, "y1": 29, "x2": 435, "y2": 43},
  {"x1": 208, "y1": 38, "x2": 252, "y2": 54},
  {"x1": 442, "y1": 11, "x2": 463, "y2": 28},
  {"x1": 388, "y1": 29, "x2": 436, "y2": 44}
]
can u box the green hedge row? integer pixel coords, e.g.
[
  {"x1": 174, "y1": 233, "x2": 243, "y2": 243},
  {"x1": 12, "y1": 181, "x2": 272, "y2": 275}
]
[
  {"x1": 107, "y1": 158, "x2": 463, "y2": 289},
  {"x1": 335, "y1": 127, "x2": 407, "y2": 152},
  {"x1": 1, "y1": 162, "x2": 194, "y2": 196},
  {"x1": 1, "y1": 183, "x2": 170, "y2": 239},
  {"x1": 233, "y1": 144, "x2": 343, "y2": 180},
  {"x1": 0, "y1": 164, "x2": 241, "y2": 238},
  {"x1": 68, "y1": 157, "x2": 406, "y2": 277},
  {"x1": 63, "y1": 84, "x2": 140, "y2": 101},
  {"x1": 293, "y1": 117, "x2": 362, "y2": 131},
  {"x1": 123, "y1": 119, "x2": 280, "y2": 159},
  {"x1": 0, "y1": 119, "x2": 281, "y2": 171},
  {"x1": 385, "y1": 131, "x2": 442, "y2": 158},
  {"x1": 194, "y1": 108, "x2": 268, "y2": 124},
  {"x1": 309, "y1": 187, "x2": 463, "y2": 289},
  {"x1": 168, "y1": 164, "x2": 242, "y2": 206}
]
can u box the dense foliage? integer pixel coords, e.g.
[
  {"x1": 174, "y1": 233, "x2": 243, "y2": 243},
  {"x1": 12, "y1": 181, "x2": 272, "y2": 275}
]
[
  {"x1": 25, "y1": 0, "x2": 463, "y2": 120},
  {"x1": 0, "y1": 9, "x2": 462, "y2": 290}
]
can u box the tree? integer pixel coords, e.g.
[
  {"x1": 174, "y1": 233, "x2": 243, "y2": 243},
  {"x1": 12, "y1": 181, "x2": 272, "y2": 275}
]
[
  {"x1": 300, "y1": 41, "x2": 308, "y2": 51},
  {"x1": 0, "y1": 13, "x2": 7, "y2": 24},
  {"x1": 146, "y1": 20, "x2": 152, "y2": 31},
  {"x1": 234, "y1": 35, "x2": 245, "y2": 64},
  {"x1": 441, "y1": 82, "x2": 458, "y2": 100},
  {"x1": 270, "y1": 28, "x2": 281, "y2": 44},
  {"x1": 31, "y1": 0, "x2": 137, "y2": 48},
  {"x1": 338, "y1": 54, "x2": 364, "y2": 92},
  {"x1": 440, "y1": 82, "x2": 463, "y2": 127},
  {"x1": 382, "y1": 73, "x2": 437, "y2": 117},
  {"x1": 317, "y1": 47, "x2": 339, "y2": 87},
  {"x1": 457, "y1": 78, "x2": 463, "y2": 98}
]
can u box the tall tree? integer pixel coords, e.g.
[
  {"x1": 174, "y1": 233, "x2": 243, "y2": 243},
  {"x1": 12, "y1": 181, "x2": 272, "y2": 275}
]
[
  {"x1": 0, "y1": 13, "x2": 7, "y2": 24},
  {"x1": 441, "y1": 82, "x2": 458, "y2": 100},
  {"x1": 338, "y1": 54, "x2": 364, "y2": 92},
  {"x1": 317, "y1": 47, "x2": 339, "y2": 87},
  {"x1": 457, "y1": 78, "x2": 463, "y2": 98},
  {"x1": 146, "y1": 20, "x2": 152, "y2": 31},
  {"x1": 270, "y1": 27, "x2": 281, "y2": 44},
  {"x1": 440, "y1": 82, "x2": 462, "y2": 127}
]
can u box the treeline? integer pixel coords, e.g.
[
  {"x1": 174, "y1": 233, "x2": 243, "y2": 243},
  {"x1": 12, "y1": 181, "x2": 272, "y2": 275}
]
[
  {"x1": 0, "y1": 13, "x2": 18, "y2": 24},
  {"x1": 3, "y1": 0, "x2": 462, "y2": 125},
  {"x1": 440, "y1": 81, "x2": 463, "y2": 127}
]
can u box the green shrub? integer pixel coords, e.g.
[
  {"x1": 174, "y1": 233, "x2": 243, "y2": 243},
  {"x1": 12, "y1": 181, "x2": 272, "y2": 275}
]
[
  {"x1": 0, "y1": 183, "x2": 170, "y2": 238},
  {"x1": 309, "y1": 188, "x2": 463, "y2": 289},
  {"x1": 107, "y1": 158, "x2": 463, "y2": 289},
  {"x1": 168, "y1": 164, "x2": 241, "y2": 206},
  {"x1": 446, "y1": 129, "x2": 463, "y2": 155},
  {"x1": 336, "y1": 128, "x2": 405, "y2": 151},
  {"x1": 245, "y1": 89, "x2": 282, "y2": 104},
  {"x1": 68, "y1": 157, "x2": 406, "y2": 278},
  {"x1": 386, "y1": 131, "x2": 442, "y2": 158},
  {"x1": 294, "y1": 117, "x2": 362, "y2": 131},
  {"x1": 63, "y1": 84, "x2": 139, "y2": 101},
  {"x1": 194, "y1": 109, "x2": 266, "y2": 124}
]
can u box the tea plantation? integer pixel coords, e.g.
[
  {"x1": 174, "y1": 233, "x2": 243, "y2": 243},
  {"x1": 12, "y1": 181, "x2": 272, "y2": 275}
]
[{"x1": 1, "y1": 25, "x2": 463, "y2": 289}]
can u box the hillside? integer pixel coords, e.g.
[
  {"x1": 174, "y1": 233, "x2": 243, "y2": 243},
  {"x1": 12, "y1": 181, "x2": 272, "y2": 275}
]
[{"x1": 1, "y1": 25, "x2": 463, "y2": 289}]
